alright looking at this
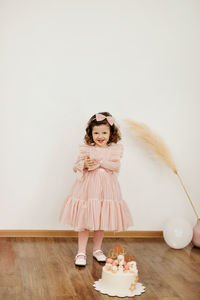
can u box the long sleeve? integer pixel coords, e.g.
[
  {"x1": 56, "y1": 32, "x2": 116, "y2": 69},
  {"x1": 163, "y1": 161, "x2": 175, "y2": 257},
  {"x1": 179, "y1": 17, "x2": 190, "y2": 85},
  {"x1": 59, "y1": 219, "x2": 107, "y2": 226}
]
[
  {"x1": 99, "y1": 159, "x2": 120, "y2": 172},
  {"x1": 99, "y1": 143, "x2": 123, "y2": 173},
  {"x1": 73, "y1": 145, "x2": 89, "y2": 180},
  {"x1": 73, "y1": 156, "x2": 85, "y2": 177}
]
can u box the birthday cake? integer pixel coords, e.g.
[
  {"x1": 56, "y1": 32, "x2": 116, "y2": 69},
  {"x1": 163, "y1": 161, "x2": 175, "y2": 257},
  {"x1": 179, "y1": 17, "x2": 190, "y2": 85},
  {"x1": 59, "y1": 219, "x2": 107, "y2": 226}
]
[
  {"x1": 102, "y1": 255, "x2": 138, "y2": 294},
  {"x1": 93, "y1": 244, "x2": 145, "y2": 297}
]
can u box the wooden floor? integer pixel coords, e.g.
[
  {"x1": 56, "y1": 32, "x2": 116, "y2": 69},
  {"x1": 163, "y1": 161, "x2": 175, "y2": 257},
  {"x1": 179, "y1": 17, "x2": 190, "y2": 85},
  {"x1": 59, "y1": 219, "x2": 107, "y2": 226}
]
[{"x1": 0, "y1": 237, "x2": 200, "y2": 300}]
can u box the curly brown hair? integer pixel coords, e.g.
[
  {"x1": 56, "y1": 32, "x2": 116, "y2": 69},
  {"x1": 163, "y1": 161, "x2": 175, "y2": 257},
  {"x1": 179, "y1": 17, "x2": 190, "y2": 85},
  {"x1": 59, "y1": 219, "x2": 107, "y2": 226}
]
[{"x1": 84, "y1": 112, "x2": 121, "y2": 145}]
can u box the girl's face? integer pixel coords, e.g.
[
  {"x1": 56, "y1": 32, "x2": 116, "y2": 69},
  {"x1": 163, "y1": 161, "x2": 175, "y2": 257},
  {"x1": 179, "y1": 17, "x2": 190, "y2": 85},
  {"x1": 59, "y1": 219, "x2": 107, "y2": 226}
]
[{"x1": 92, "y1": 124, "x2": 110, "y2": 147}]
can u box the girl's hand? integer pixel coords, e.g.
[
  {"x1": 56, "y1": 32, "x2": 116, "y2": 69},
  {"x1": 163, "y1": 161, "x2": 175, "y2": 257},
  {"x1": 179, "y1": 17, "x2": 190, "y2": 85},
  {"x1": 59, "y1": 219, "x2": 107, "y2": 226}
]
[{"x1": 84, "y1": 156, "x2": 95, "y2": 169}]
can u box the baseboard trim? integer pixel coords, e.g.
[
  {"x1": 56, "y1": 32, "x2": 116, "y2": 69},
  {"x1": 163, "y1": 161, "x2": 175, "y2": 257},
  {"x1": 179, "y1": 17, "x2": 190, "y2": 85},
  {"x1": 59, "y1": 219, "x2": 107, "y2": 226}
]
[{"x1": 0, "y1": 230, "x2": 163, "y2": 238}]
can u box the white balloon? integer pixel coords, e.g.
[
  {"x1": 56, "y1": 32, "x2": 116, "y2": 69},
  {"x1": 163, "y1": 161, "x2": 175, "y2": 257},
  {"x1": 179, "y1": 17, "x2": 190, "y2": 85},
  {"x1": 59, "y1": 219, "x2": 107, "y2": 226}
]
[{"x1": 163, "y1": 217, "x2": 193, "y2": 249}]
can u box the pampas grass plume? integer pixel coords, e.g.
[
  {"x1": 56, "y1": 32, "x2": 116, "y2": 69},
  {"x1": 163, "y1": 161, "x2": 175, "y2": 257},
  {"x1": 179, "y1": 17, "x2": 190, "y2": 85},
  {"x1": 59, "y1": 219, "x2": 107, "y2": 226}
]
[{"x1": 124, "y1": 118, "x2": 199, "y2": 219}]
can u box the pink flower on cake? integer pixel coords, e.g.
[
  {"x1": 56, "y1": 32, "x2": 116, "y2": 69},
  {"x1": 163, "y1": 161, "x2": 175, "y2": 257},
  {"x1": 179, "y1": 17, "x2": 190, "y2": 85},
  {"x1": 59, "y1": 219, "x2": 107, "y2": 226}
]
[
  {"x1": 124, "y1": 264, "x2": 129, "y2": 271},
  {"x1": 106, "y1": 258, "x2": 113, "y2": 264}
]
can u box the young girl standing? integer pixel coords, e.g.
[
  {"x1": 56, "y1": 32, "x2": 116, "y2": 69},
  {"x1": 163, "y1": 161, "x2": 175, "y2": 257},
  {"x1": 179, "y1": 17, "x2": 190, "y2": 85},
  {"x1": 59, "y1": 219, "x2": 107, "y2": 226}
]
[{"x1": 59, "y1": 112, "x2": 134, "y2": 266}]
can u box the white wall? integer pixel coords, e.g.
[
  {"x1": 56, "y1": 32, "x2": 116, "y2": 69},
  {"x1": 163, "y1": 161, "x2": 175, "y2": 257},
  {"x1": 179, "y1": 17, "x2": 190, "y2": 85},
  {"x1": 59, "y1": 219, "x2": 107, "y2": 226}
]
[{"x1": 1, "y1": 0, "x2": 199, "y2": 230}]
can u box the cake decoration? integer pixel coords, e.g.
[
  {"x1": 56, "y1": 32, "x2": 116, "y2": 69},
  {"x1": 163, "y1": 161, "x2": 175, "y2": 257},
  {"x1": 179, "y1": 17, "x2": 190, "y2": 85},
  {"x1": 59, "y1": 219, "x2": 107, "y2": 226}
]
[{"x1": 93, "y1": 244, "x2": 146, "y2": 297}]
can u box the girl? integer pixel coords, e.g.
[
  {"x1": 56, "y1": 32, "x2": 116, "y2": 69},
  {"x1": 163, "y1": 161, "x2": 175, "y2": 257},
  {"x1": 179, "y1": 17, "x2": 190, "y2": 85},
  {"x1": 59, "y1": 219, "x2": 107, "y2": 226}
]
[{"x1": 59, "y1": 112, "x2": 133, "y2": 266}]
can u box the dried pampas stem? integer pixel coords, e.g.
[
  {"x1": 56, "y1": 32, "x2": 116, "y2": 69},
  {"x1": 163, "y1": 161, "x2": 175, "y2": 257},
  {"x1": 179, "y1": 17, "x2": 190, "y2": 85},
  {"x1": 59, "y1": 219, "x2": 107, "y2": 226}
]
[
  {"x1": 124, "y1": 118, "x2": 199, "y2": 219},
  {"x1": 176, "y1": 173, "x2": 199, "y2": 219}
]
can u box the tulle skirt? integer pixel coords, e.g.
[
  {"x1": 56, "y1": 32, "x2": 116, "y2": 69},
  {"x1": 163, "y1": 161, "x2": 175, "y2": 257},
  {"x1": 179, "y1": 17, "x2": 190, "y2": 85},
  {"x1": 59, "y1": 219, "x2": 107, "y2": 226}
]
[{"x1": 59, "y1": 168, "x2": 134, "y2": 232}]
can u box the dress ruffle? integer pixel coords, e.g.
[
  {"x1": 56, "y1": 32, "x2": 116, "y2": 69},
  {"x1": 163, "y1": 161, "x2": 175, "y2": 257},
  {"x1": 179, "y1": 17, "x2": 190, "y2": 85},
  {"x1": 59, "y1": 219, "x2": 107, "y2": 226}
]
[
  {"x1": 59, "y1": 195, "x2": 133, "y2": 232},
  {"x1": 79, "y1": 144, "x2": 90, "y2": 155}
]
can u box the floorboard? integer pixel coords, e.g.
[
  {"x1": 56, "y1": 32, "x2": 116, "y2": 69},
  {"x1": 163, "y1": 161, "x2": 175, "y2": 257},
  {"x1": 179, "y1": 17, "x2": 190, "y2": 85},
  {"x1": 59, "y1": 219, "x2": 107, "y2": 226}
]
[{"x1": 0, "y1": 237, "x2": 199, "y2": 299}]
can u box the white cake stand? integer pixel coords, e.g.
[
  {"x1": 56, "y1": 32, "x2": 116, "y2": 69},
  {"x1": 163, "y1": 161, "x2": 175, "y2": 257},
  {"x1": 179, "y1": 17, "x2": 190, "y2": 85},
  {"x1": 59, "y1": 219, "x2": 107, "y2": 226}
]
[{"x1": 93, "y1": 279, "x2": 146, "y2": 298}]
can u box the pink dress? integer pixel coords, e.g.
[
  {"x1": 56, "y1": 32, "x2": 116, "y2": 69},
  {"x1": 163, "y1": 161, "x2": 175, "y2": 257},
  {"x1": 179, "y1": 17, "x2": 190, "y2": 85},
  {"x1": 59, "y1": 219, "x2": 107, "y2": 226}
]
[{"x1": 59, "y1": 143, "x2": 134, "y2": 232}]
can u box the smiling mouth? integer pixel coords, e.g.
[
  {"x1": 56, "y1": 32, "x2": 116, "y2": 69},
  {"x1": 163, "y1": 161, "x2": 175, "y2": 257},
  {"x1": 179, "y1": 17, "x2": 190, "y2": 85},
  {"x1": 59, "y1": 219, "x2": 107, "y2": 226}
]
[{"x1": 97, "y1": 139, "x2": 104, "y2": 143}]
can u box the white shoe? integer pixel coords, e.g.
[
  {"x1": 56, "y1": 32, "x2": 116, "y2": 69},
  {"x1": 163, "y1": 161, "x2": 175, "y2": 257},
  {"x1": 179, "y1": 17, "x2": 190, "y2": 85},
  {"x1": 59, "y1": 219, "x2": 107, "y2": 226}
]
[
  {"x1": 75, "y1": 252, "x2": 86, "y2": 266},
  {"x1": 93, "y1": 249, "x2": 106, "y2": 262}
]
